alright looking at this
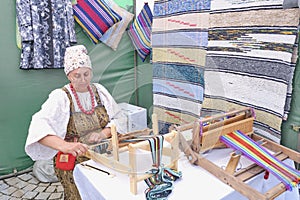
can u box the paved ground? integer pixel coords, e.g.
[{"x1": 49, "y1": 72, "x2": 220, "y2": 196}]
[
  {"x1": 1, "y1": 168, "x2": 299, "y2": 200},
  {"x1": 0, "y1": 169, "x2": 64, "y2": 200}
]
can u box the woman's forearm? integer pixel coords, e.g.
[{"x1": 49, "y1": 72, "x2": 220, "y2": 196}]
[
  {"x1": 39, "y1": 134, "x2": 89, "y2": 156},
  {"x1": 38, "y1": 135, "x2": 68, "y2": 152}
]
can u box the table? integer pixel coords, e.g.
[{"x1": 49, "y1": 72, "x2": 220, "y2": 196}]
[{"x1": 73, "y1": 147, "x2": 299, "y2": 200}]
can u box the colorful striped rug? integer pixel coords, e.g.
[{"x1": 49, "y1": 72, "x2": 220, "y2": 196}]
[
  {"x1": 73, "y1": 0, "x2": 122, "y2": 44},
  {"x1": 202, "y1": 0, "x2": 300, "y2": 142},
  {"x1": 128, "y1": 3, "x2": 153, "y2": 61},
  {"x1": 220, "y1": 130, "x2": 300, "y2": 191}
]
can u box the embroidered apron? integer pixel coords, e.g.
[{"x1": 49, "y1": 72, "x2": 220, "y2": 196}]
[{"x1": 55, "y1": 84, "x2": 110, "y2": 200}]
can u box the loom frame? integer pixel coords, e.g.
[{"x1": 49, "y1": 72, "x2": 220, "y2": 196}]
[
  {"x1": 174, "y1": 108, "x2": 300, "y2": 200},
  {"x1": 85, "y1": 114, "x2": 180, "y2": 195}
]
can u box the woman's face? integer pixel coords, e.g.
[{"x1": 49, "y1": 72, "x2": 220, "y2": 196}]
[{"x1": 68, "y1": 67, "x2": 93, "y2": 92}]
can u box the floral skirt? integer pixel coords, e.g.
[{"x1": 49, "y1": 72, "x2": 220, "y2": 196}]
[{"x1": 53, "y1": 155, "x2": 88, "y2": 200}]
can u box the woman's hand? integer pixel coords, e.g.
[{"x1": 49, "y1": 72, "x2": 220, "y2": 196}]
[
  {"x1": 87, "y1": 127, "x2": 111, "y2": 144},
  {"x1": 61, "y1": 142, "x2": 89, "y2": 157},
  {"x1": 38, "y1": 135, "x2": 89, "y2": 157},
  {"x1": 87, "y1": 132, "x2": 106, "y2": 144}
]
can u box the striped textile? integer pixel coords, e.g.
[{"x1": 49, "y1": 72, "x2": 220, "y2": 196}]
[
  {"x1": 100, "y1": 0, "x2": 134, "y2": 50},
  {"x1": 152, "y1": 0, "x2": 210, "y2": 133},
  {"x1": 128, "y1": 3, "x2": 153, "y2": 62},
  {"x1": 144, "y1": 135, "x2": 182, "y2": 199},
  {"x1": 73, "y1": 0, "x2": 122, "y2": 44},
  {"x1": 148, "y1": 135, "x2": 164, "y2": 167},
  {"x1": 220, "y1": 130, "x2": 300, "y2": 191},
  {"x1": 202, "y1": 0, "x2": 300, "y2": 142}
]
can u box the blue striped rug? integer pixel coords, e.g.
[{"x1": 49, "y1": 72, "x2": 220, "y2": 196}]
[{"x1": 152, "y1": 0, "x2": 210, "y2": 133}]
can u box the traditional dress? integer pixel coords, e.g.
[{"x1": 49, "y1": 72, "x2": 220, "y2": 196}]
[
  {"x1": 16, "y1": 0, "x2": 77, "y2": 69},
  {"x1": 25, "y1": 83, "x2": 126, "y2": 199}
]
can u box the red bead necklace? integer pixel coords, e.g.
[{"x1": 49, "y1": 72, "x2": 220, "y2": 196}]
[{"x1": 70, "y1": 84, "x2": 95, "y2": 115}]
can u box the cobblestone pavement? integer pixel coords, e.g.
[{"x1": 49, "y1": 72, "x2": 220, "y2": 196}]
[
  {"x1": 0, "y1": 170, "x2": 64, "y2": 200},
  {"x1": 1, "y1": 169, "x2": 299, "y2": 200}
]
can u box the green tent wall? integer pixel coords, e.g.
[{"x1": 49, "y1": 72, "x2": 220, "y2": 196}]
[
  {"x1": 281, "y1": 42, "x2": 300, "y2": 154},
  {"x1": 0, "y1": 0, "x2": 299, "y2": 176},
  {"x1": 0, "y1": 0, "x2": 153, "y2": 175}
]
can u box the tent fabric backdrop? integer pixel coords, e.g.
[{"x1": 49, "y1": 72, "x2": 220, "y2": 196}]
[
  {"x1": 152, "y1": 0, "x2": 210, "y2": 133},
  {"x1": 202, "y1": 0, "x2": 300, "y2": 143},
  {"x1": 0, "y1": 0, "x2": 137, "y2": 176}
]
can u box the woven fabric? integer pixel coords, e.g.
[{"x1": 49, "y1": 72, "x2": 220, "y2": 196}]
[
  {"x1": 202, "y1": 0, "x2": 300, "y2": 142},
  {"x1": 220, "y1": 130, "x2": 300, "y2": 191},
  {"x1": 282, "y1": 0, "x2": 298, "y2": 9},
  {"x1": 144, "y1": 135, "x2": 182, "y2": 200},
  {"x1": 151, "y1": 0, "x2": 210, "y2": 133},
  {"x1": 73, "y1": 0, "x2": 122, "y2": 44},
  {"x1": 128, "y1": 3, "x2": 153, "y2": 62},
  {"x1": 100, "y1": 0, "x2": 134, "y2": 50}
]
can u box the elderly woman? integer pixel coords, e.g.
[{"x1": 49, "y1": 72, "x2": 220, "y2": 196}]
[{"x1": 25, "y1": 45, "x2": 126, "y2": 199}]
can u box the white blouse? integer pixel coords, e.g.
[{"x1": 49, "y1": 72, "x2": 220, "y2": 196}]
[{"x1": 25, "y1": 83, "x2": 127, "y2": 161}]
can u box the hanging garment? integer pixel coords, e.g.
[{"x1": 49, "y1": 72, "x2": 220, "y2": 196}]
[{"x1": 16, "y1": 0, "x2": 77, "y2": 69}]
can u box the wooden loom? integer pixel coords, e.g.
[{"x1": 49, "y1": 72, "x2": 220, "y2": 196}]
[
  {"x1": 85, "y1": 114, "x2": 180, "y2": 195},
  {"x1": 173, "y1": 108, "x2": 300, "y2": 200}
]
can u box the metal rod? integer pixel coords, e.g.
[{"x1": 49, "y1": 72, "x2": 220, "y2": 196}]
[
  {"x1": 133, "y1": 0, "x2": 138, "y2": 105},
  {"x1": 81, "y1": 163, "x2": 111, "y2": 175}
]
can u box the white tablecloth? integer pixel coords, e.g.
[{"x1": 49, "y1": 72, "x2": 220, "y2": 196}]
[{"x1": 73, "y1": 148, "x2": 299, "y2": 200}]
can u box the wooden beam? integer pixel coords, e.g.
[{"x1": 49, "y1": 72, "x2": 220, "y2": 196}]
[
  {"x1": 194, "y1": 153, "x2": 268, "y2": 200},
  {"x1": 252, "y1": 134, "x2": 300, "y2": 163},
  {"x1": 264, "y1": 183, "x2": 287, "y2": 200}
]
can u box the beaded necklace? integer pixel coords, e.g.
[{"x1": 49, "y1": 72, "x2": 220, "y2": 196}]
[{"x1": 70, "y1": 83, "x2": 95, "y2": 115}]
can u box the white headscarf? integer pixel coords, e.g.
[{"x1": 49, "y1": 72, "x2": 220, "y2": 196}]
[{"x1": 63, "y1": 45, "x2": 92, "y2": 75}]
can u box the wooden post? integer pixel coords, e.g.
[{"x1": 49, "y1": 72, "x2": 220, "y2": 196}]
[
  {"x1": 170, "y1": 130, "x2": 179, "y2": 170},
  {"x1": 128, "y1": 144, "x2": 138, "y2": 194},
  {"x1": 191, "y1": 121, "x2": 201, "y2": 153},
  {"x1": 111, "y1": 124, "x2": 119, "y2": 161},
  {"x1": 225, "y1": 151, "x2": 241, "y2": 174},
  {"x1": 152, "y1": 113, "x2": 159, "y2": 135}
]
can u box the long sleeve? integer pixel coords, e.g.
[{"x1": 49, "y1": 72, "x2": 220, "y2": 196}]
[
  {"x1": 25, "y1": 84, "x2": 127, "y2": 161},
  {"x1": 25, "y1": 88, "x2": 70, "y2": 161},
  {"x1": 16, "y1": 0, "x2": 33, "y2": 42}
]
